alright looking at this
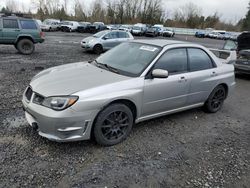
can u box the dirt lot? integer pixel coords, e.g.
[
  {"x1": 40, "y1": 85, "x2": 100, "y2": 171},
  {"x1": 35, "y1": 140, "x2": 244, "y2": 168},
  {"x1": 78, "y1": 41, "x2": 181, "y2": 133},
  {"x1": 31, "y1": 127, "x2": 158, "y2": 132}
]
[{"x1": 0, "y1": 32, "x2": 249, "y2": 188}]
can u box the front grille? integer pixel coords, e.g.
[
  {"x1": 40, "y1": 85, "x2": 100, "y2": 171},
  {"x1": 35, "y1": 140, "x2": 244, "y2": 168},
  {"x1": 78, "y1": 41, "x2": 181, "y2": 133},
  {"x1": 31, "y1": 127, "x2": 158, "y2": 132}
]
[
  {"x1": 25, "y1": 87, "x2": 33, "y2": 101},
  {"x1": 33, "y1": 93, "x2": 45, "y2": 105}
]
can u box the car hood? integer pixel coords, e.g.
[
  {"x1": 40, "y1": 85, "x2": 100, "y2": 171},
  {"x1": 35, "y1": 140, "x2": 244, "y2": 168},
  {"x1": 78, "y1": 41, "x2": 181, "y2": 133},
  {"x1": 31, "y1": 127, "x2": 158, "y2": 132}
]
[
  {"x1": 82, "y1": 36, "x2": 98, "y2": 43},
  {"x1": 30, "y1": 62, "x2": 130, "y2": 97}
]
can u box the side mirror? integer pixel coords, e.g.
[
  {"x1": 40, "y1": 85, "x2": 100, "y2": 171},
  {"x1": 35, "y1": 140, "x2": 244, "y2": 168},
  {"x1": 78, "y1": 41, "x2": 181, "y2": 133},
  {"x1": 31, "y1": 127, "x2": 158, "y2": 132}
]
[
  {"x1": 152, "y1": 69, "x2": 169, "y2": 79},
  {"x1": 103, "y1": 36, "x2": 110, "y2": 40}
]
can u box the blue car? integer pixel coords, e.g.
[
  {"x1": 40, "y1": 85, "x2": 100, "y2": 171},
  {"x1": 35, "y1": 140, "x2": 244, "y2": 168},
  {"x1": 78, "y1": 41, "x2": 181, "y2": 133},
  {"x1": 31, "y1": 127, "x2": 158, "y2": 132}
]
[{"x1": 195, "y1": 31, "x2": 205, "y2": 38}]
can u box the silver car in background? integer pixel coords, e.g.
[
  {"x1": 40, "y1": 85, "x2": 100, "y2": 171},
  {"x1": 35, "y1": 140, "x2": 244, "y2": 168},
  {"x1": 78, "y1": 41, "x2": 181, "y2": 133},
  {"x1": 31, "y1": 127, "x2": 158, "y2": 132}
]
[
  {"x1": 23, "y1": 40, "x2": 235, "y2": 146},
  {"x1": 81, "y1": 30, "x2": 134, "y2": 54}
]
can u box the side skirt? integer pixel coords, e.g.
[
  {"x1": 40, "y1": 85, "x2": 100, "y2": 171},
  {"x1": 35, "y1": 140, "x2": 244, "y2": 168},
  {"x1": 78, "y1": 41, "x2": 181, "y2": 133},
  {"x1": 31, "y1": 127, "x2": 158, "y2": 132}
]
[{"x1": 135, "y1": 103, "x2": 204, "y2": 123}]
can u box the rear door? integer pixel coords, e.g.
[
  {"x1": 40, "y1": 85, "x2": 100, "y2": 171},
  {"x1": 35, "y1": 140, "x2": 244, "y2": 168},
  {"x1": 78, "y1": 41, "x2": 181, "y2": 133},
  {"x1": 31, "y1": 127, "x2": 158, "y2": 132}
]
[
  {"x1": 117, "y1": 31, "x2": 130, "y2": 43},
  {"x1": 186, "y1": 48, "x2": 219, "y2": 105},
  {"x1": 0, "y1": 19, "x2": 3, "y2": 43},
  {"x1": 2, "y1": 18, "x2": 20, "y2": 44},
  {"x1": 19, "y1": 19, "x2": 39, "y2": 41}
]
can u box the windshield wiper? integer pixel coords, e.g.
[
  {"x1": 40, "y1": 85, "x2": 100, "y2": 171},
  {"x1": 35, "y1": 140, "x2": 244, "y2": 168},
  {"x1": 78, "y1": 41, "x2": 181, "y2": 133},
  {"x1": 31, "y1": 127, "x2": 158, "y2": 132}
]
[{"x1": 90, "y1": 60, "x2": 120, "y2": 74}]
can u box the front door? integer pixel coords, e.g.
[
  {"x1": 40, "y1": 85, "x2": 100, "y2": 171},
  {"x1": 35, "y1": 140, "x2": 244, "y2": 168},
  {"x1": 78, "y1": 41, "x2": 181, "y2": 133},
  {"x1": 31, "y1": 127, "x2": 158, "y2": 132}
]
[
  {"x1": 102, "y1": 31, "x2": 119, "y2": 49},
  {"x1": 142, "y1": 48, "x2": 190, "y2": 116}
]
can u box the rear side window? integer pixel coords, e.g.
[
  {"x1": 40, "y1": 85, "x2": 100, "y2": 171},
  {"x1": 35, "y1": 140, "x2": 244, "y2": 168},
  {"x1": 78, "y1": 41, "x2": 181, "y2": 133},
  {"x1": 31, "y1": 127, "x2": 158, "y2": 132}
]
[
  {"x1": 188, "y1": 48, "x2": 214, "y2": 71},
  {"x1": 20, "y1": 20, "x2": 37, "y2": 29},
  {"x1": 154, "y1": 48, "x2": 188, "y2": 74},
  {"x1": 118, "y1": 32, "x2": 129, "y2": 38},
  {"x1": 3, "y1": 19, "x2": 19, "y2": 29}
]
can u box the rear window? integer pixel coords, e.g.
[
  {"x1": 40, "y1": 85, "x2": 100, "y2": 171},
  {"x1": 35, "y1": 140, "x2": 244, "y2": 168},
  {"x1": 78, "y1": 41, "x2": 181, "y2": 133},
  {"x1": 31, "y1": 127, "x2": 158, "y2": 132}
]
[
  {"x1": 3, "y1": 19, "x2": 19, "y2": 29},
  {"x1": 20, "y1": 20, "x2": 37, "y2": 29}
]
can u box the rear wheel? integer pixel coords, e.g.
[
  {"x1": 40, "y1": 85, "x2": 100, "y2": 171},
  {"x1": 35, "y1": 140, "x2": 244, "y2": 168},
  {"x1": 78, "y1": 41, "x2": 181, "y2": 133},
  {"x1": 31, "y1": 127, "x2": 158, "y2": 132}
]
[
  {"x1": 16, "y1": 39, "x2": 35, "y2": 55},
  {"x1": 93, "y1": 103, "x2": 134, "y2": 146},
  {"x1": 204, "y1": 85, "x2": 226, "y2": 113},
  {"x1": 93, "y1": 44, "x2": 103, "y2": 54}
]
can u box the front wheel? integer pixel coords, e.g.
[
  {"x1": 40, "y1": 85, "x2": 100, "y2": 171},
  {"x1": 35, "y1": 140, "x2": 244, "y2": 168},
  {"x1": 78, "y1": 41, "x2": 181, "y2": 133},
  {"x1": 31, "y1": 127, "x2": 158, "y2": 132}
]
[
  {"x1": 204, "y1": 85, "x2": 226, "y2": 113},
  {"x1": 16, "y1": 39, "x2": 35, "y2": 55},
  {"x1": 93, "y1": 44, "x2": 103, "y2": 54},
  {"x1": 93, "y1": 104, "x2": 134, "y2": 146}
]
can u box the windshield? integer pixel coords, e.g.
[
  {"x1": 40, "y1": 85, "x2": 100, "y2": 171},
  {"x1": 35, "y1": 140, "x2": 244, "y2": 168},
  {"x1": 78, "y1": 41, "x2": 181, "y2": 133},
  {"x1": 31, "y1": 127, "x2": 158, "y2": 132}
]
[
  {"x1": 93, "y1": 30, "x2": 109, "y2": 38},
  {"x1": 44, "y1": 21, "x2": 51, "y2": 25},
  {"x1": 96, "y1": 42, "x2": 161, "y2": 77},
  {"x1": 133, "y1": 26, "x2": 141, "y2": 30},
  {"x1": 61, "y1": 22, "x2": 73, "y2": 26}
]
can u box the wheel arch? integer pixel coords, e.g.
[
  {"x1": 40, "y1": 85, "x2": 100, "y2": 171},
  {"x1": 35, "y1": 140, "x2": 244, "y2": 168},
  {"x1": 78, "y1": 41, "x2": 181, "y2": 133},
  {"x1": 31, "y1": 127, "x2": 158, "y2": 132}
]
[
  {"x1": 90, "y1": 98, "x2": 138, "y2": 139},
  {"x1": 16, "y1": 35, "x2": 34, "y2": 44},
  {"x1": 217, "y1": 83, "x2": 229, "y2": 98}
]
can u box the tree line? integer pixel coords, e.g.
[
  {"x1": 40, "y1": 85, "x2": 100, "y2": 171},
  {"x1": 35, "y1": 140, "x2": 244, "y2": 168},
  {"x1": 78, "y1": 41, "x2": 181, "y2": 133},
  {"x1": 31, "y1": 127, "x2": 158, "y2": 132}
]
[{"x1": 1, "y1": 0, "x2": 249, "y2": 31}]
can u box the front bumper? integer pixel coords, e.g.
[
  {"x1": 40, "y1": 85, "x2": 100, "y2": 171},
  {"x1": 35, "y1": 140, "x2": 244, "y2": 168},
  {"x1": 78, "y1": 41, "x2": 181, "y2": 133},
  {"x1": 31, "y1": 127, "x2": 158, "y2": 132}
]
[
  {"x1": 22, "y1": 95, "x2": 96, "y2": 142},
  {"x1": 81, "y1": 42, "x2": 93, "y2": 51}
]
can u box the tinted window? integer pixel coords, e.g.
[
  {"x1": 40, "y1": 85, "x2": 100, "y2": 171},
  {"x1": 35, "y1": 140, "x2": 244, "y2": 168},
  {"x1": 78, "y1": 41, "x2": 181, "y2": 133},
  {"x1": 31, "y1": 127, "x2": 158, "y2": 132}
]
[
  {"x1": 154, "y1": 48, "x2": 188, "y2": 74},
  {"x1": 3, "y1": 19, "x2": 19, "y2": 29},
  {"x1": 20, "y1": 20, "x2": 37, "y2": 29},
  {"x1": 188, "y1": 48, "x2": 213, "y2": 71},
  {"x1": 118, "y1": 32, "x2": 129, "y2": 38},
  {"x1": 110, "y1": 32, "x2": 118, "y2": 38}
]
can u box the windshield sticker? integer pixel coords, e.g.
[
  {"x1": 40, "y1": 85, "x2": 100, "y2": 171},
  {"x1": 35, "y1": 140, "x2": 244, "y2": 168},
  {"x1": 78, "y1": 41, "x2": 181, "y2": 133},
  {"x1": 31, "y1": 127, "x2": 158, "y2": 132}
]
[{"x1": 140, "y1": 46, "x2": 158, "y2": 52}]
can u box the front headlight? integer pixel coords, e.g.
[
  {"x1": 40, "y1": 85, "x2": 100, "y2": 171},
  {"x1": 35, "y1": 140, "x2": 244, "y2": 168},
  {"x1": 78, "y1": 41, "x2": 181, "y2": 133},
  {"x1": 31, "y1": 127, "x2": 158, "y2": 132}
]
[
  {"x1": 42, "y1": 96, "x2": 78, "y2": 111},
  {"x1": 88, "y1": 39, "x2": 95, "y2": 44}
]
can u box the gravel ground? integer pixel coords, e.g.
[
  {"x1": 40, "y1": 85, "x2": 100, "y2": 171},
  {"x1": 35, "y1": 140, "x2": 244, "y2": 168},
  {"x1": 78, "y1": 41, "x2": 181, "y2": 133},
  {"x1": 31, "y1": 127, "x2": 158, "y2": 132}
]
[{"x1": 0, "y1": 32, "x2": 249, "y2": 188}]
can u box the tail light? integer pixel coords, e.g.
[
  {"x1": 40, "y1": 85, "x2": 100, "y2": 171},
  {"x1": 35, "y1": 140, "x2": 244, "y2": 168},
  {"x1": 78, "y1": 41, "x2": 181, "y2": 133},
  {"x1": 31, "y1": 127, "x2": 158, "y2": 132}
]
[{"x1": 40, "y1": 31, "x2": 45, "y2": 39}]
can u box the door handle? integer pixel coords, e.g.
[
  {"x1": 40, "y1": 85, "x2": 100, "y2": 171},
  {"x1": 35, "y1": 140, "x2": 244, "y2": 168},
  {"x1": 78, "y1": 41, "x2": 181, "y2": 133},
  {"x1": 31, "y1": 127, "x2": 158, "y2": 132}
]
[
  {"x1": 178, "y1": 76, "x2": 187, "y2": 83},
  {"x1": 15, "y1": 29, "x2": 20, "y2": 31},
  {"x1": 211, "y1": 71, "x2": 218, "y2": 77}
]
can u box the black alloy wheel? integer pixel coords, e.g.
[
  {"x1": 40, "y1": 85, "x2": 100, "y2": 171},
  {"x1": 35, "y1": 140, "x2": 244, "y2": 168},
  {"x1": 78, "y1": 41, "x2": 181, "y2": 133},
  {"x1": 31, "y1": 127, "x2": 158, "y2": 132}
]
[
  {"x1": 204, "y1": 85, "x2": 226, "y2": 113},
  {"x1": 94, "y1": 104, "x2": 133, "y2": 146},
  {"x1": 93, "y1": 44, "x2": 103, "y2": 54}
]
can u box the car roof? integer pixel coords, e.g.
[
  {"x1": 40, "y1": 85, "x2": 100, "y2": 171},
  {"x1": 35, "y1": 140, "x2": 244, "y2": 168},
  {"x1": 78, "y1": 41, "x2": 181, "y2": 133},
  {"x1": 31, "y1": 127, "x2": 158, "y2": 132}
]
[{"x1": 132, "y1": 39, "x2": 189, "y2": 47}]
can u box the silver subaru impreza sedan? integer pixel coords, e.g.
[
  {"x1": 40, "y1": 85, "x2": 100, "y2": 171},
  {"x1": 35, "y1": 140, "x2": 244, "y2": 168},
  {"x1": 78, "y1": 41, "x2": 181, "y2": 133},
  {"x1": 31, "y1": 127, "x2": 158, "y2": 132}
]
[{"x1": 22, "y1": 40, "x2": 235, "y2": 146}]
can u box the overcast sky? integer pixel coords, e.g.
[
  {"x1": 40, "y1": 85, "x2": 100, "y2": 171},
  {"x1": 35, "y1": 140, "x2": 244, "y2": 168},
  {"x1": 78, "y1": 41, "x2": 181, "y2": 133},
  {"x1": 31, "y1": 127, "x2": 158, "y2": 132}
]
[{"x1": 1, "y1": 0, "x2": 249, "y2": 22}]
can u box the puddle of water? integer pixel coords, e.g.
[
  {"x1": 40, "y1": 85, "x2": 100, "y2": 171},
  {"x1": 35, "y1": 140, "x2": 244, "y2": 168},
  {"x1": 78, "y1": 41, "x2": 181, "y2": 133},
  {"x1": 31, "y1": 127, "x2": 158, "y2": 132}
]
[{"x1": 2, "y1": 116, "x2": 27, "y2": 129}]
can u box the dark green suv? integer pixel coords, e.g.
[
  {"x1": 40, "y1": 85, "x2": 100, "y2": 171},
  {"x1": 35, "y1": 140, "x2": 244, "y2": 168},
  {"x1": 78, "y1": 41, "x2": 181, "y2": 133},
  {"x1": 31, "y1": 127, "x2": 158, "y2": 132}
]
[{"x1": 0, "y1": 16, "x2": 45, "y2": 54}]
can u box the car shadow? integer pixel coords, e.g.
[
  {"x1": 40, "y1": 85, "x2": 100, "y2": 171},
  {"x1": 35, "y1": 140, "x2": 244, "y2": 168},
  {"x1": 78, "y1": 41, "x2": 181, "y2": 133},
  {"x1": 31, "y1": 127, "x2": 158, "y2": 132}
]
[{"x1": 235, "y1": 74, "x2": 250, "y2": 80}]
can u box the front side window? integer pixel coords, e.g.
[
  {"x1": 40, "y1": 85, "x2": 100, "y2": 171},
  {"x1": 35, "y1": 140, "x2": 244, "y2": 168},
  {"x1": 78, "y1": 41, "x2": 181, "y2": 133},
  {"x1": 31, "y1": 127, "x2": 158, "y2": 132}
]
[
  {"x1": 3, "y1": 19, "x2": 19, "y2": 29},
  {"x1": 20, "y1": 20, "x2": 37, "y2": 29},
  {"x1": 110, "y1": 32, "x2": 118, "y2": 38},
  {"x1": 188, "y1": 48, "x2": 214, "y2": 71},
  {"x1": 154, "y1": 48, "x2": 188, "y2": 74}
]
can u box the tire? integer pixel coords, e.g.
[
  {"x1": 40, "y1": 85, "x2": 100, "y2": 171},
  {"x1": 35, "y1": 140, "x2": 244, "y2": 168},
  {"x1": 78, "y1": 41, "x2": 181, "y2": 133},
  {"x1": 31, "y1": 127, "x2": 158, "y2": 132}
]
[
  {"x1": 93, "y1": 103, "x2": 134, "y2": 146},
  {"x1": 93, "y1": 44, "x2": 103, "y2": 54},
  {"x1": 16, "y1": 39, "x2": 35, "y2": 55},
  {"x1": 204, "y1": 85, "x2": 226, "y2": 113}
]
